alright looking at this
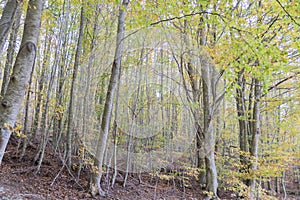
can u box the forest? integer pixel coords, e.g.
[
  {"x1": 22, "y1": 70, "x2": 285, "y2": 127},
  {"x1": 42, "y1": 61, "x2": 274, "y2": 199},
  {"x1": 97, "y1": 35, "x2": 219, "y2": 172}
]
[{"x1": 0, "y1": 0, "x2": 299, "y2": 199}]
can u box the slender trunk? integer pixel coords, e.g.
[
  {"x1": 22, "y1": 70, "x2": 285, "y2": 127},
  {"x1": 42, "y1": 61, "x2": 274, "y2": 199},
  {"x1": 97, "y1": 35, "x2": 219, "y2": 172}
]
[
  {"x1": 235, "y1": 70, "x2": 250, "y2": 186},
  {"x1": 0, "y1": 0, "x2": 20, "y2": 56},
  {"x1": 53, "y1": 0, "x2": 70, "y2": 149},
  {"x1": 123, "y1": 44, "x2": 144, "y2": 187},
  {"x1": 0, "y1": 0, "x2": 44, "y2": 165},
  {"x1": 249, "y1": 78, "x2": 262, "y2": 198},
  {"x1": 282, "y1": 171, "x2": 287, "y2": 200},
  {"x1": 196, "y1": 122, "x2": 206, "y2": 184},
  {"x1": 182, "y1": 19, "x2": 206, "y2": 185},
  {"x1": 1, "y1": 5, "x2": 21, "y2": 97},
  {"x1": 236, "y1": 70, "x2": 249, "y2": 154},
  {"x1": 78, "y1": 3, "x2": 100, "y2": 179},
  {"x1": 20, "y1": 62, "x2": 35, "y2": 153},
  {"x1": 111, "y1": 78, "x2": 121, "y2": 187},
  {"x1": 66, "y1": 5, "x2": 85, "y2": 169},
  {"x1": 19, "y1": 33, "x2": 51, "y2": 160},
  {"x1": 90, "y1": 0, "x2": 129, "y2": 196},
  {"x1": 34, "y1": 44, "x2": 56, "y2": 173}
]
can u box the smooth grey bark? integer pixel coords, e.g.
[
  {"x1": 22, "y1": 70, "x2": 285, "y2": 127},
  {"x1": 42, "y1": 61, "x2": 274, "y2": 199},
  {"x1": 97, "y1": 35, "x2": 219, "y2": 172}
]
[
  {"x1": 249, "y1": 78, "x2": 262, "y2": 198},
  {"x1": 180, "y1": 15, "x2": 220, "y2": 198},
  {"x1": 90, "y1": 0, "x2": 129, "y2": 196},
  {"x1": 0, "y1": 0, "x2": 44, "y2": 165},
  {"x1": 199, "y1": 15, "x2": 219, "y2": 197},
  {"x1": 201, "y1": 56, "x2": 219, "y2": 199},
  {"x1": 1, "y1": 4, "x2": 21, "y2": 97},
  {"x1": 0, "y1": 0, "x2": 19, "y2": 56},
  {"x1": 66, "y1": 5, "x2": 85, "y2": 169}
]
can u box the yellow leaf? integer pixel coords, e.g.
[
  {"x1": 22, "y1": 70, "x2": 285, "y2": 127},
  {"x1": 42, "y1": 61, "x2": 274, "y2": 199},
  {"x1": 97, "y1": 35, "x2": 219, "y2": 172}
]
[
  {"x1": 4, "y1": 123, "x2": 13, "y2": 131},
  {"x1": 15, "y1": 124, "x2": 22, "y2": 131}
]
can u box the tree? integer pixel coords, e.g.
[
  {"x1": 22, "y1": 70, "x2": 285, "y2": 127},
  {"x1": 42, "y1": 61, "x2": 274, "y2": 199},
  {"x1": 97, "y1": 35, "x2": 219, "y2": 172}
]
[
  {"x1": 249, "y1": 78, "x2": 262, "y2": 197},
  {"x1": 0, "y1": 0, "x2": 20, "y2": 57},
  {"x1": 90, "y1": 0, "x2": 129, "y2": 196},
  {"x1": 1, "y1": 4, "x2": 21, "y2": 98},
  {"x1": 66, "y1": 3, "x2": 85, "y2": 169},
  {"x1": 0, "y1": 0, "x2": 44, "y2": 165},
  {"x1": 201, "y1": 55, "x2": 220, "y2": 199}
]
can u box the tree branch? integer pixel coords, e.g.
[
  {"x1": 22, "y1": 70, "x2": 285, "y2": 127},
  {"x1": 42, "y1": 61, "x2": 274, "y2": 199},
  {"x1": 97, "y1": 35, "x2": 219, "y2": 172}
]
[
  {"x1": 275, "y1": 0, "x2": 300, "y2": 26},
  {"x1": 150, "y1": 11, "x2": 225, "y2": 26},
  {"x1": 263, "y1": 72, "x2": 300, "y2": 97}
]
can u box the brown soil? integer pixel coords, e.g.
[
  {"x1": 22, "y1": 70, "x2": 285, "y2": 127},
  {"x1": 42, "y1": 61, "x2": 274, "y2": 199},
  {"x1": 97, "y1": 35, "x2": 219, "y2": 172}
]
[
  {"x1": 0, "y1": 137, "x2": 207, "y2": 200},
  {"x1": 0, "y1": 137, "x2": 298, "y2": 200}
]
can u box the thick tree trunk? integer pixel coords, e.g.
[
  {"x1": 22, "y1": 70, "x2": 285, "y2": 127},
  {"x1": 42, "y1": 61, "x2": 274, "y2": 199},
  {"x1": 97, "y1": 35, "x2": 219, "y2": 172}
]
[
  {"x1": 201, "y1": 58, "x2": 219, "y2": 199},
  {"x1": 90, "y1": 0, "x2": 129, "y2": 196},
  {"x1": 0, "y1": 0, "x2": 20, "y2": 56},
  {"x1": 0, "y1": 0, "x2": 44, "y2": 165}
]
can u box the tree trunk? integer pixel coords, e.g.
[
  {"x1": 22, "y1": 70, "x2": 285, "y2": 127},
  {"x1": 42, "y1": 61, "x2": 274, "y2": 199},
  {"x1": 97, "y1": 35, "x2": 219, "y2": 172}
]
[
  {"x1": 182, "y1": 19, "x2": 206, "y2": 185},
  {"x1": 0, "y1": 0, "x2": 44, "y2": 165},
  {"x1": 1, "y1": 4, "x2": 21, "y2": 97},
  {"x1": 0, "y1": 0, "x2": 20, "y2": 56},
  {"x1": 201, "y1": 58, "x2": 219, "y2": 199},
  {"x1": 90, "y1": 0, "x2": 129, "y2": 196},
  {"x1": 77, "y1": 3, "x2": 100, "y2": 180},
  {"x1": 52, "y1": 0, "x2": 70, "y2": 150},
  {"x1": 249, "y1": 78, "x2": 262, "y2": 198},
  {"x1": 236, "y1": 69, "x2": 249, "y2": 155},
  {"x1": 66, "y1": 5, "x2": 85, "y2": 169},
  {"x1": 20, "y1": 61, "x2": 35, "y2": 155},
  {"x1": 34, "y1": 38, "x2": 57, "y2": 173},
  {"x1": 111, "y1": 72, "x2": 121, "y2": 188},
  {"x1": 19, "y1": 34, "x2": 51, "y2": 160},
  {"x1": 235, "y1": 69, "x2": 251, "y2": 186}
]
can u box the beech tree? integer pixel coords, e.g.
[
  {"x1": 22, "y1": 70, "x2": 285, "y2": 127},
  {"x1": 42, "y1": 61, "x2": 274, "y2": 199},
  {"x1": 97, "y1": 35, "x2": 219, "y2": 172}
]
[
  {"x1": 90, "y1": 0, "x2": 129, "y2": 196},
  {"x1": 0, "y1": 0, "x2": 44, "y2": 165},
  {"x1": 0, "y1": 0, "x2": 20, "y2": 57},
  {"x1": 1, "y1": 3, "x2": 21, "y2": 97},
  {"x1": 66, "y1": 3, "x2": 85, "y2": 169},
  {"x1": 0, "y1": 0, "x2": 298, "y2": 199}
]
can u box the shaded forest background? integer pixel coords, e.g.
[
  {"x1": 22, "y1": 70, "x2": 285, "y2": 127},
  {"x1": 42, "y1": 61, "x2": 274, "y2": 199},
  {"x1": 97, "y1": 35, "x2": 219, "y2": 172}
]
[{"x1": 0, "y1": 0, "x2": 299, "y2": 199}]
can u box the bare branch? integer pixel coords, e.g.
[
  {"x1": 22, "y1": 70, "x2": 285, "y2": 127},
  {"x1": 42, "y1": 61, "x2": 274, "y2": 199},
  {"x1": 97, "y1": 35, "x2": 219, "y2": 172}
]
[
  {"x1": 263, "y1": 72, "x2": 300, "y2": 97},
  {"x1": 275, "y1": 0, "x2": 300, "y2": 26},
  {"x1": 150, "y1": 11, "x2": 225, "y2": 26}
]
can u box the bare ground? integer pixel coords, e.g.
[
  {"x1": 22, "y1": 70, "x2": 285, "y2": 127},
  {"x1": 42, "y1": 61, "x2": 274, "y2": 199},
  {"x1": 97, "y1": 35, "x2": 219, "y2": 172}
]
[{"x1": 0, "y1": 137, "x2": 298, "y2": 200}]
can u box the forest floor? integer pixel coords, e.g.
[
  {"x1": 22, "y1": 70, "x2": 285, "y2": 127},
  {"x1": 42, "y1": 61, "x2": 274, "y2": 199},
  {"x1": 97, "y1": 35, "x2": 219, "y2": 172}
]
[{"x1": 0, "y1": 137, "x2": 298, "y2": 200}]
